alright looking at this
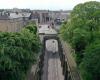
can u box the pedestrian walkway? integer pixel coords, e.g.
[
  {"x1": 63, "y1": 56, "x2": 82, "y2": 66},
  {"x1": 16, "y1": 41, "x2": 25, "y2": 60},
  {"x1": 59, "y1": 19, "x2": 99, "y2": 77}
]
[
  {"x1": 61, "y1": 40, "x2": 81, "y2": 80},
  {"x1": 48, "y1": 52, "x2": 64, "y2": 80}
]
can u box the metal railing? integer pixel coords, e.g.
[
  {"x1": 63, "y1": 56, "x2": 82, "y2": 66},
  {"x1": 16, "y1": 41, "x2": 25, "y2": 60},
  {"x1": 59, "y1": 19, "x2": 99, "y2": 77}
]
[{"x1": 60, "y1": 39, "x2": 81, "y2": 80}]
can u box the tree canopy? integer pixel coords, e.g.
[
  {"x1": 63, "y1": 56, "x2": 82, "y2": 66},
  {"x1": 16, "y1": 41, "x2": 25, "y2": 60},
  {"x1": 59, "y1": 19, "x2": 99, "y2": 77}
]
[
  {"x1": 0, "y1": 22, "x2": 41, "y2": 80},
  {"x1": 80, "y1": 40, "x2": 100, "y2": 80},
  {"x1": 60, "y1": 1, "x2": 100, "y2": 80}
]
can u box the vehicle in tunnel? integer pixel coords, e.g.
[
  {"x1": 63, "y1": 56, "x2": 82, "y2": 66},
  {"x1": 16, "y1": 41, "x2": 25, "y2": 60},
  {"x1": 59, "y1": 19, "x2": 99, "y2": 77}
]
[{"x1": 45, "y1": 39, "x2": 58, "y2": 54}]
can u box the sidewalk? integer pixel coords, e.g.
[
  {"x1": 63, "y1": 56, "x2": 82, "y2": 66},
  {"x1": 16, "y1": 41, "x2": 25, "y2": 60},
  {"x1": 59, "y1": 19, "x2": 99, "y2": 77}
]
[{"x1": 61, "y1": 40, "x2": 81, "y2": 80}]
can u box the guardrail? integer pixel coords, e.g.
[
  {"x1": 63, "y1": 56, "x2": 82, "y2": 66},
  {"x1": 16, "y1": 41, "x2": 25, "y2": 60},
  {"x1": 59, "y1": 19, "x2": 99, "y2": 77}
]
[{"x1": 34, "y1": 47, "x2": 45, "y2": 80}]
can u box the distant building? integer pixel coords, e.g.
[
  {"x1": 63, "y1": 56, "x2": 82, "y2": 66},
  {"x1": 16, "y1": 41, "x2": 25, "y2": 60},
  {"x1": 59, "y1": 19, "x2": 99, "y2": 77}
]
[
  {"x1": 0, "y1": 12, "x2": 32, "y2": 32},
  {"x1": 0, "y1": 9, "x2": 71, "y2": 32},
  {"x1": 31, "y1": 10, "x2": 71, "y2": 24},
  {"x1": 31, "y1": 10, "x2": 50, "y2": 24}
]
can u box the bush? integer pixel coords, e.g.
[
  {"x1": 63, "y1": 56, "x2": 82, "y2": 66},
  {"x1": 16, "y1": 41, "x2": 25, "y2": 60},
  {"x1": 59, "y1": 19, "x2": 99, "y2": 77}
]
[{"x1": 25, "y1": 22, "x2": 37, "y2": 34}]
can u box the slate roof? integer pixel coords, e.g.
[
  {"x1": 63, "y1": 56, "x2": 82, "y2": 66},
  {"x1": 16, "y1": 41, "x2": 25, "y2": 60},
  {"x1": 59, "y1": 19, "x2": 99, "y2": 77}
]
[
  {"x1": 0, "y1": 15, "x2": 9, "y2": 20},
  {"x1": 9, "y1": 13, "x2": 31, "y2": 19}
]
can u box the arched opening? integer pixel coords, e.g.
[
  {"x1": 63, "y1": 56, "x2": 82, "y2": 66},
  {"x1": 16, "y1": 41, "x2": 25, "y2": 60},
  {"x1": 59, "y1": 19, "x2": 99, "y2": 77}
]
[{"x1": 45, "y1": 39, "x2": 58, "y2": 53}]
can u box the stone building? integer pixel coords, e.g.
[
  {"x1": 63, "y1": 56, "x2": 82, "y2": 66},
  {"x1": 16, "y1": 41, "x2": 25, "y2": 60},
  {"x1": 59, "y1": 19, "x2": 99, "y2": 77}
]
[
  {"x1": 31, "y1": 10, "x2": 51, "y2": 24},
  {"x1": 31, "y1": 10, "x2": 71, "y2": 24},
  {"x1": 0, "y1": 9, "x2": 71, "y2": 32},
  {"x1": 0, "y1": 12, "x2": 31, "y2": 32}
]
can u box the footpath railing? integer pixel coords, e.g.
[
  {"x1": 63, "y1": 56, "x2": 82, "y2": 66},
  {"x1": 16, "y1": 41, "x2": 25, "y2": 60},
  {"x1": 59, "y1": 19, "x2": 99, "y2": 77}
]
[
  {"x1": 33, "y1": 38, "x2": 45, "y2": 80},
  {"x1": 60, "y1": 38, "x2": 81, "y2": 80},
  {"x1": 58, "y1": 37, "x2": 68, "y2": 80},
  {"x1": 33, "y1": 53, "x2": 44, "y2": 80}
]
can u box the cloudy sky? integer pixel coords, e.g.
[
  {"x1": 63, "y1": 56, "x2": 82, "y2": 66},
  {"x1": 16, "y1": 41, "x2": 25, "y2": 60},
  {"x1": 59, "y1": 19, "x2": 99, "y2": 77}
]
[{"x1": 0, "y1": 0, "x2": 100, "y2": 10}]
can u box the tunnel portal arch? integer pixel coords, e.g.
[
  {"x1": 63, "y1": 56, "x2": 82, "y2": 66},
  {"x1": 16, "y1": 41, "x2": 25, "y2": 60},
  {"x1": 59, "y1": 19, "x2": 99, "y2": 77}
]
[
  {"x1": 43, "y1": 35, "x2": 61, "y2": 53},
  {"x1": 45, "y1": 39, "x2": 58, "y2": 53}
]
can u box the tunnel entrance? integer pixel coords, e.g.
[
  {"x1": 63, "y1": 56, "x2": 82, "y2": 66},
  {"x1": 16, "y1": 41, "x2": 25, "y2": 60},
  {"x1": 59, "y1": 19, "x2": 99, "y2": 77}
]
[
  {"x1": 43, "y1": 35, "x2": 60, "y2": 53},
  {"x1": 45, "y1": 39, "x2": 58, "y2": 54}
]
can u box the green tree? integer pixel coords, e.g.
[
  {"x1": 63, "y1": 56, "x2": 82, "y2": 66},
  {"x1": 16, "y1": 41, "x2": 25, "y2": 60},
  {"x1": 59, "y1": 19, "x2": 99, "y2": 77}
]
[
  {"x1": 60, "y1": 1, "x2": 100, "y2": 64},
  {"x1": 60, "y1": 1, "x2": 100, "y2": 79},
  {"x1": 0, "y1": 22, "x2": 41, "y2": 80},
  {"x1": 80, "y1": 40, "x2": 100, "y2": 80}
]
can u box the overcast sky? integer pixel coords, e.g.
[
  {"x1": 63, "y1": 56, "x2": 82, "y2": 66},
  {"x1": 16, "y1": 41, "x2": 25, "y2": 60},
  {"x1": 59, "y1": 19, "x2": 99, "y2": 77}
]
[{"x1": 0, "y1": 0, "x2": 100, "y2": 10}]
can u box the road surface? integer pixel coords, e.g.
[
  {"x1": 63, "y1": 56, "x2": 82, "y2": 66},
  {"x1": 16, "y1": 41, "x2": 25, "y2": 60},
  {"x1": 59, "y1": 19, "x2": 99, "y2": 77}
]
[
  {"x1": 38, "y1": 24, "x2": 64, "y2": 80},
  {"x1": 41, "y1": 39, "x2": 64, "y2": 80}
]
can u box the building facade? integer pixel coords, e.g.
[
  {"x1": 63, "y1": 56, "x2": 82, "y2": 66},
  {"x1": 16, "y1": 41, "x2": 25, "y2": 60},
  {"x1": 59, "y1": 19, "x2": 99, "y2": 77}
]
[
  {"x1": 31, "y1": 10, "x2": 71, "y2": 24},
  {"x1": 0, "y1": 12, "x2": 31, "y2": 32}
]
